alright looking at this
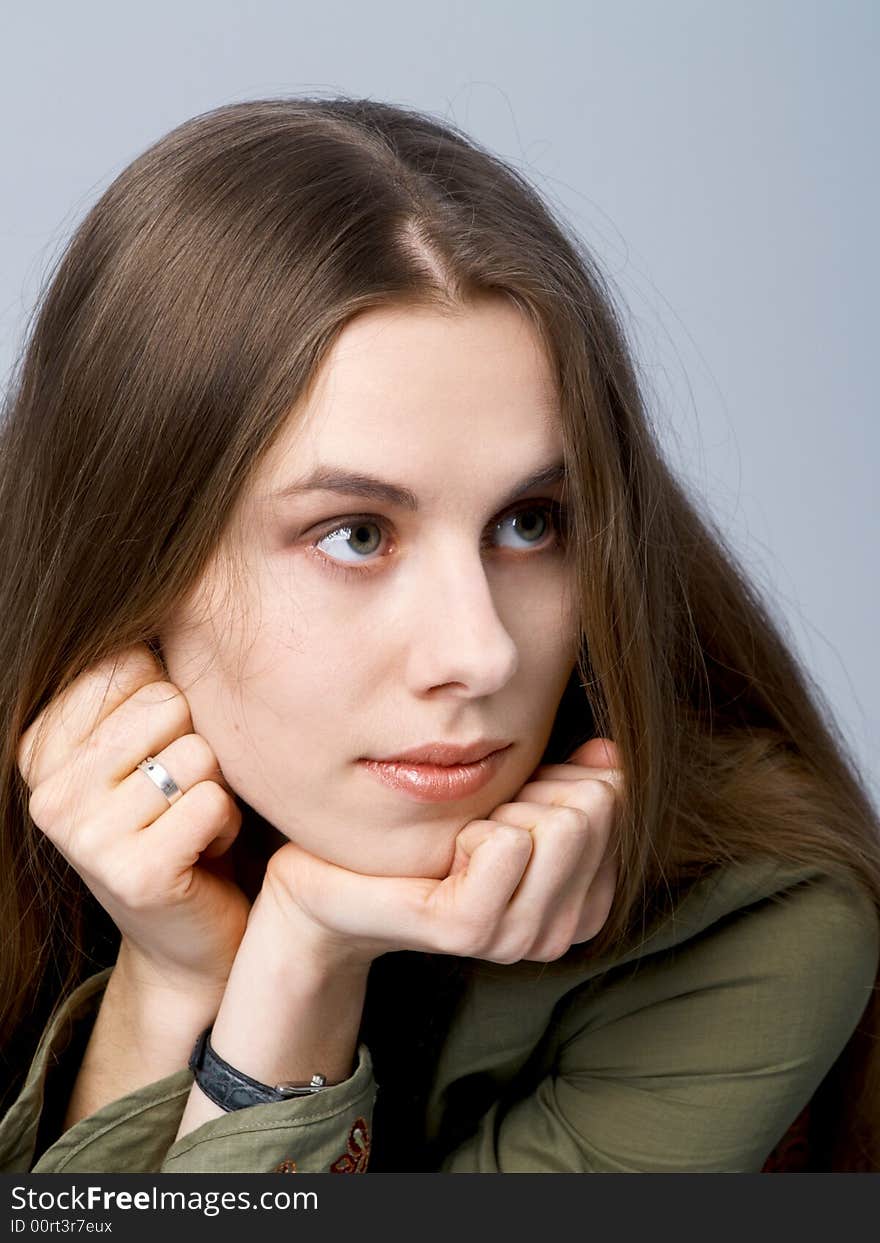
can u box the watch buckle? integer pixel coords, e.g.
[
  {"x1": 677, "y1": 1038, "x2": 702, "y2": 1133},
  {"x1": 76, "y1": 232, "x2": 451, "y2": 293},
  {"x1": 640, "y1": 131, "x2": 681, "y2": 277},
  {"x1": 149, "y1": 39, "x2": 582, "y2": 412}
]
[{"x1": 274, "y1": 1073, "x2": 328, "y2": 1096}]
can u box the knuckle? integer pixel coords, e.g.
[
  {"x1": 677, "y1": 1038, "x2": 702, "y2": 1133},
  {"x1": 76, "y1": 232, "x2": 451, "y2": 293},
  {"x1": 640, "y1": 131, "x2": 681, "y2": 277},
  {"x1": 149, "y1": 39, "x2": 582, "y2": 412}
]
[
  {"x1": 118, "y1": 884, "x2": 148, "y2": 913},
  {"x1": 551, "y1": 932, "x2": 576, "y2": 959},
  {"x1": 17, "y1": 714, "x2": 55, "y2": 788},
  {"x1": 132, "y1": 678, "x2": 181, "y2": 704},
  {"x1": 444, "y1": 916, "x2": 493, "y2": 960},
  {"x1": 93, "y1": 646, "x2": 158, "y2": 699},
  {"x1": 527, "y1": 944, "x2": 560, "y2": 964},
  {"x1": 577, "y1": 915, "x2": 604, "y2": 943},
  {"x1": 187, "y1": 778, "x2": 231, "y2": 820},
  {"x1": 165, "y1": 725, "x2": 218, "y2": 775},
  {"x1": 131, "y1": 680, "x2": 190, "y2": 723},
  {"x1": 27, "y1": 770, "x2": 75, "y2": 833},
  {"x1": 125, "y1": 642, "x2": 166, "y2": 683},
  {"x1": 589, "y1": 777, "x2": 618, "y2": 813},
  {"x1": 72, "y1": 817, "x2": 100, "y2": 857},
  {"x1": 27, "y1": 782, "x2": 53, "y2": 827},
  {"x1": 109, "y1": 858, "x2": 171, "y2": 912},
  {"x1": 444, "y1": 927, "x2": 481, "y2": 959},
  {"x1": 16, "y1": 730, "x2": 36, "y2": 785},
  {"x1": 225, "y1": 798, "x2": 243, "y2": 831},
  {"x1": 532, "y1": 925, "x2": 578, "y2": 962},
  {"x1": 489, "y1": 802, "x2": 527, "y2": 823},
  {"x1": 485, "y1": 948, "x2": 518, "y2": 965},
  {"x1": 486, "y1": 936, "x2": 531, "y2": 966},
  {"x1": 547, "y1": 804, "x2": 588, "y2": 834},
  {"x1": 102, "y1": 863, "x2": 144, "y2": 911},
  {"x1": 175, "y1": 732, "x2": 218, "y2": 776},
  {"x1": 579, "y1": 899, "x2": 612, "y2": 942}
]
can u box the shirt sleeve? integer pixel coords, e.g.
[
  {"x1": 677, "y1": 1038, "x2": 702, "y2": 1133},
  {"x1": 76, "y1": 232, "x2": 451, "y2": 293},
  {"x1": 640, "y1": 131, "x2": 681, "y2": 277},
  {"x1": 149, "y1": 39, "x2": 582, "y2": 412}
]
[
  {"x1": 0, "y1": 967, "x2": 111, "y2": 1173},
  {"x1": 437, "y1": 871, "x2": 880, "y2": 1172},
  {"x1": 0, "y1": 967, "x2": 378, "y2": 1174}
]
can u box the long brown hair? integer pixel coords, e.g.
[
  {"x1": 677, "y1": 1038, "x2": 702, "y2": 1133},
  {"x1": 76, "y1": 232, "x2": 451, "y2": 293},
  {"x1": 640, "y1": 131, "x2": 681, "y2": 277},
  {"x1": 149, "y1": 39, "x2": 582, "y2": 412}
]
[{"x1": 1, "y1": 97, "x2": 877, "y2": 1169}]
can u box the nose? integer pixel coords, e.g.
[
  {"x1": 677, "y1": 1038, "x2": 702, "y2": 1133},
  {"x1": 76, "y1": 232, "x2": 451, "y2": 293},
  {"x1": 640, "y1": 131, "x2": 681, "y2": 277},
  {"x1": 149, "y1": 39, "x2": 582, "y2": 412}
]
[{"x1": 404, "y1": 540, "x2": 519, "y2": 697}]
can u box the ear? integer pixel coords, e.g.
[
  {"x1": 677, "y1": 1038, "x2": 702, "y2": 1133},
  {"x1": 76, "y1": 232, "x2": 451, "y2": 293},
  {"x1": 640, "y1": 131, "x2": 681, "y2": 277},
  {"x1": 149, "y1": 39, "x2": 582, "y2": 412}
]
[{"x1": 566, "y1": 737, "x2": 619, "y2": 769}]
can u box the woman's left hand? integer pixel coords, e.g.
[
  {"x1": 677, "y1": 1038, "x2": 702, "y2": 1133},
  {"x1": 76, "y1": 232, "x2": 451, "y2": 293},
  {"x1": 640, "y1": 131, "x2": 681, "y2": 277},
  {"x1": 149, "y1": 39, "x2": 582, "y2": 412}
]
[
  {"x1": 444, "y1": 736, "x2": 621, "y2": 962},
  {"x1": 256, "y1": 736, "x2": 622, "y2": 969}
]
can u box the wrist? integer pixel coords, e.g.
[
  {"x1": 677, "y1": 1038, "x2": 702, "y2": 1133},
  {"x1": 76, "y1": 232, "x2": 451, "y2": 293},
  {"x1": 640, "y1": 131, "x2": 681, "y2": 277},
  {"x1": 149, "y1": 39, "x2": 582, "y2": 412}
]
[
  {"x1": 64, "y1": 963, "x2": 222, "y2": 1134},
  {"x1": 112, "y1": 947, "x2": 227, "y2": 1037},
  {"x1": 246, "y1": 872, "x2": 378, "y2": 977},
  {"x1": 197, "y1": 881, "x2": 371, "y2": 1098},
  {"x1": 188, "y1": 1024, "x2": 331, "y2": 1113},
  {"x1": 204, "y1": 921, "x2": 369, "y2": 1097},
  {"x1": 115, "y1": 937, "x2": 231, "y2": 1005}
]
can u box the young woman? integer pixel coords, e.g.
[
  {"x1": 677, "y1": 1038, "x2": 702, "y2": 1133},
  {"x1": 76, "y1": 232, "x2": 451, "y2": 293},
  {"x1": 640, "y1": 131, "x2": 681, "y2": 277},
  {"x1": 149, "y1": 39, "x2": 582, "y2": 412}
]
[{"x1": 0, "y1": 97, "x2": 877, "y2": 1174}]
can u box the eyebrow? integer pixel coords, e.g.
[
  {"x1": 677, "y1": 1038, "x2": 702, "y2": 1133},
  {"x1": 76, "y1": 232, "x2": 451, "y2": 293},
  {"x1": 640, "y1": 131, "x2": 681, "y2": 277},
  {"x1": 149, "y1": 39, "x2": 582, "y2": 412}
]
[{"x1": 271, "y1": 458, "x2": 568, "y2": 512}]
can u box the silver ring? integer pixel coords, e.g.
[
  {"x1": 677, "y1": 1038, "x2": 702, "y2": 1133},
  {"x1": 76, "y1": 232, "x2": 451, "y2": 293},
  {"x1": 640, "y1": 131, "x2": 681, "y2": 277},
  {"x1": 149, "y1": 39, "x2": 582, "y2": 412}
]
[{"x1": 136, "y1": 756, "x2": 182, "y2": 805}]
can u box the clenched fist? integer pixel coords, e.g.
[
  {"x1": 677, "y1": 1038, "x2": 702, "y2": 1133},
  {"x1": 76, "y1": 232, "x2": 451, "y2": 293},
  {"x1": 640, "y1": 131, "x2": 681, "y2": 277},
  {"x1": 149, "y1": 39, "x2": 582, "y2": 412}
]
[{"x1": 17, "y1": 642, "x2": 252, "y2": 994}]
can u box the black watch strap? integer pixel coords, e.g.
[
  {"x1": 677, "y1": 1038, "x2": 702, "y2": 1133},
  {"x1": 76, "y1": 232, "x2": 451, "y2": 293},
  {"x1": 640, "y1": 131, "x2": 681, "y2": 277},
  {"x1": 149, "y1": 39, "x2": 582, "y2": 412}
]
[{"x1": 188, "y1": 1025, "x2": 328, "y2": 1112}]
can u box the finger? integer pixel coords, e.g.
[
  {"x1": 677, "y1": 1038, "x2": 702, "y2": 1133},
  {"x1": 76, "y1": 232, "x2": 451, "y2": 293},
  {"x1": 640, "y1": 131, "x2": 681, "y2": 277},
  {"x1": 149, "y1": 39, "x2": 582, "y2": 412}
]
[
  {"x1": 28, "y1": 682, "x2": 195, "y2": 847},
  {"x1": 423, "y1": 825, "x2": 535, "y2": 955},
  {"x1": 511, "y1": 776, "x2": 618, "y2": 892},
  {"x1": 17, "y1": 643, "x2": 163, "y2": 788},
  {"x1": 84, "y1": 780, "x2": 243, "y2": 912},
  {"x1": 492, "y1": 795, "x2": 621, "y2": 949},
  {"x1": 448, "y1": 819, "x2": 498, "y2": 875},
  {"x1": 450, "y1": 764, "x2": 622, "y2": 875},
  {"x1": 492, "y1": 799, "x2": 591, "y2": 880},
  {"x1": 519, "y1": 775, "x2": 621, "y2": 949},
  {"x1": 110, "y1": 732, "x2": 239, "y2": 846},
  {"x1": 512, "y1": 774, "x2": 622, "y2": 828},
  {"x1": 263, "y1": 843, "x2": 446, "y2": 954},
  {"x1": 131, "y1": 780, "x2": 243, "y2": 882},
  {"x1": 451, "y1": 822, "x2": 535, "y2": 908},
  {"x1": 526, "y1": 764, "x2": 625, "y2": 797},
  {"x1": 268, "y1": 828, "x2": 534, "y2": 961},
  {"x1": 59, "y1": 679, "x2": 195, "y2": 798},
  {"x1": 69, "y1": 735, "x2": 238, "y2": 874},
  {"x1": 571, "y1": 849, "x2": 618, "y2": 944},
  {"x1": 312, "y1": 826, "x2": 533, "y2": 950},
  {"x1": 566, "y1": 738, "x2": 619, "y2": 768},
  {"x1": 484, "y1": 800, "x2": 597, "y2": 959}
]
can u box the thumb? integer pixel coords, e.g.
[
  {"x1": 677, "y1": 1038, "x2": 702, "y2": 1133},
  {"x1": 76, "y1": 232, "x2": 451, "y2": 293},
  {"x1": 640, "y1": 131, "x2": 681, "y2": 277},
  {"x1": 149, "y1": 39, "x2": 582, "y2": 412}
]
[
  {"x1": 448, "y1": 820, "x2": 499, "y2": 876},
  {"x1": 438, "y1": 824, "x2": 534, "y2": 926}
]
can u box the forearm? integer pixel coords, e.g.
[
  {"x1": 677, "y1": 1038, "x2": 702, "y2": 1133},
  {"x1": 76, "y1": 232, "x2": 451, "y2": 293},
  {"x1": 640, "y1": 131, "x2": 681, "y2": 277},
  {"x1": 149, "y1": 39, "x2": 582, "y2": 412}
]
[
  {"x1": 63, "y1": 941, "x2": 227, "y2": 1132},
  {"x1": 174, "y1": 888, "x2": 371, "y2": 1140}
]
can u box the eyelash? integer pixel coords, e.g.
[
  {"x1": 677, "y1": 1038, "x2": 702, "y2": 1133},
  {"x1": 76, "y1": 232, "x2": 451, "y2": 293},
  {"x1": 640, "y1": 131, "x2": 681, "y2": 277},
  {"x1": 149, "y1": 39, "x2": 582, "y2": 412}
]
[{"x1": 305, "y1": 500, "x2": 571, "y2": 581}]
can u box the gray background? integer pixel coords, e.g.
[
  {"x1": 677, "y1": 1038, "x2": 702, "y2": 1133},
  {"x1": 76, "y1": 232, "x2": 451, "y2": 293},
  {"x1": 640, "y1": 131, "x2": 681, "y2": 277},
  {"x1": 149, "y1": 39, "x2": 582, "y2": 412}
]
[{"x1": 2, "y1": 2, "x2": 877, "y2": 807}]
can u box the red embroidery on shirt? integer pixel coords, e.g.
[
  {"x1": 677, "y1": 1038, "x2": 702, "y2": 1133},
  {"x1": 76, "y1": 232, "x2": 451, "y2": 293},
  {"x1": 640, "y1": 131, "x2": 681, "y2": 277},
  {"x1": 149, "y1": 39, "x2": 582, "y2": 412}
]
[
  {"x1": 329, "y1": 1117, "x2": 371, "y2": 1173},
  {"x1": 273, "y1": 1159, "x2": 298, "y2": 1173}
]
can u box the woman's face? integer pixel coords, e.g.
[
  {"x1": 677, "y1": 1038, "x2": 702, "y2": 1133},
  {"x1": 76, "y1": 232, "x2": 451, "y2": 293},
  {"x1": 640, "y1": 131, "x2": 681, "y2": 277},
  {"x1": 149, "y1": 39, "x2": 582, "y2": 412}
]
[{"x1": 159, "y1": 296, "x2": 580, "y2": 878}]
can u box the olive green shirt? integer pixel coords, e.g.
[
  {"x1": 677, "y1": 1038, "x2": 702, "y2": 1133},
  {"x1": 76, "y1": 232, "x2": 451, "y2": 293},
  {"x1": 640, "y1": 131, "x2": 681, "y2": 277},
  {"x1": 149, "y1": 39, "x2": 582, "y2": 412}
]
[{"x1": 1, "y1": 858, "x2": 877, "y2": 1173}]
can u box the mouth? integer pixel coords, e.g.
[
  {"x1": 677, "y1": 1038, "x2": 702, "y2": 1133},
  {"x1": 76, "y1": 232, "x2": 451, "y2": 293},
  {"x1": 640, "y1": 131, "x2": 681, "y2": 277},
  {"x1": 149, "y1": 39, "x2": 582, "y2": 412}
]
[
  {"x1": 365, "y1": 739, "x2": 512, "y2": 766},
  {"x1": 357, "y1": 744, "x2": 511, "y2": 803}
]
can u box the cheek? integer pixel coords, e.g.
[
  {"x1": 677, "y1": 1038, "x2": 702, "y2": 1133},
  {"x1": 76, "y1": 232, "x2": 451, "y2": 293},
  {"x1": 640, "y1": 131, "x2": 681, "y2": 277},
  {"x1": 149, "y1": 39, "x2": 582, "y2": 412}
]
[
  {"x1": 517, "y1": 617, "x2": 580, "y2": 729},
  {"x1": 517, "y1": 591, "x2": 579, "y2": 672}
]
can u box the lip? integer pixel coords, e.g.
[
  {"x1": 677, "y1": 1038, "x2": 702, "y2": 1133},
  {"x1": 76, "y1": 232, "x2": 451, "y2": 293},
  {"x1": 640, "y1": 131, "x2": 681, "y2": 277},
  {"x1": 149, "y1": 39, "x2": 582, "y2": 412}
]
[
  {"x1": 367, "y1": 739, "x2": 512, "y2": 766},
  {"x1": 358, "y1": 745, "x2": 511, "y2": 803}
]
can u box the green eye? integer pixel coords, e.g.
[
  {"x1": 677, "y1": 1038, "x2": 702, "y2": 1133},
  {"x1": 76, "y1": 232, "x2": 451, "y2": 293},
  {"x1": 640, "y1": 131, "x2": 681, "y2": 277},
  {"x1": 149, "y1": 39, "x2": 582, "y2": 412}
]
[
  {"x1": 312, "y1": 501, "x2": 570, "y2": 577},
  {"x1": 497, "y1": 506, "x2": 551, "y2": 547},
  {"x1": 320, "y1": 522, "x2": 383, "y2": 559}
]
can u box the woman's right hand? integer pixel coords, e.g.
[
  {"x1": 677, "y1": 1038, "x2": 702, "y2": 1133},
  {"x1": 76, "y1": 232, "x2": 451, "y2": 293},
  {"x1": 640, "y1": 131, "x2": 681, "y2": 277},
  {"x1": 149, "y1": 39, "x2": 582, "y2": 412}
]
[{"x1": 16, "y1": 642, "x2": 252, "y2": 995}]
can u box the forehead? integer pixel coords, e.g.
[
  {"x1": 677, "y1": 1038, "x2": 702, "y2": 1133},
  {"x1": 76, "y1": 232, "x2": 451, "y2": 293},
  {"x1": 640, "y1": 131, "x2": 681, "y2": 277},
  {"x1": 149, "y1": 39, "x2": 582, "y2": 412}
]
[{"x1": 260, "y1": 299, "x2": 562, "y2": 492}]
